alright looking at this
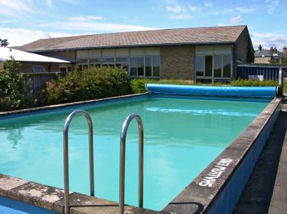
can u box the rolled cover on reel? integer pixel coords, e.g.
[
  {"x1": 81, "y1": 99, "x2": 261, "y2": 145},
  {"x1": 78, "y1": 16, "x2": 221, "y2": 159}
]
[{"x1": 146, "y1": 84, "x2": 277, "y2": 98}]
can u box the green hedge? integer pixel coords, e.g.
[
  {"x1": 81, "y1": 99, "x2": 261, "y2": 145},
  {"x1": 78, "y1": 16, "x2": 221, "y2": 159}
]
[
  {"x1": 230, "y1": 79, "x2": 278, "y2": 87},
  {"x1": 130, "y1": 79, "x2": 278, "y2": 93},
  {"x1": 40, "y1": 67, "x2": 130, "y2": 105}
]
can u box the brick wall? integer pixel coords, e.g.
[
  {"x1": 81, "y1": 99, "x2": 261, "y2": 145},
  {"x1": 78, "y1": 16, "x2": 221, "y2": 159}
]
[
  {"x1": 20, "y1": 62, "x2": 60, "y2": 73},
  {"x1": 160, "y1": 46, "x2": 195, "y2": 80},
  {"x1": 235, "y1": 27, "x2": 251, "y2": 63},
  {"x1": 254, "y1": 57, "x2": 272, "y2": 64}
]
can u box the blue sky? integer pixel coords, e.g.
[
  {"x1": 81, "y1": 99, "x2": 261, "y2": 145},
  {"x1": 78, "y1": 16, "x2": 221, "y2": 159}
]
[{"x1": 0, "y1": 0, "x2": 286, "y2": 50}]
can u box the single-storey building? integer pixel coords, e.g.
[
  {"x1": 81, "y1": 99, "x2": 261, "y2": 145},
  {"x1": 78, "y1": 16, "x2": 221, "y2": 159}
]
[
  {"x1": 19, "y1": 25, "x2": 254, "y2": 82},
  {"x1": 0, "y1": 47, "x2": 70, "y2": 73}
]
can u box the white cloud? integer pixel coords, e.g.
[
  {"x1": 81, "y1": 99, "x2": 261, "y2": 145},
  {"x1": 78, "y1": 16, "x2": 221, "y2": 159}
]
[
  {"x1": 264, "y1": 0, "x2": 280, "y2": 14},
  {"x1": 236, "y1": 7, "x2": 255, "y2": 14},
  {"x1": 230, "y1": 15, "x2": 243, "y2": 24},
  {"x1": 251, "y1": 32, "x2": 287, "y2": 50},
  {"x1": 43, "y1": 19, "x2": 155, "y2": 33},
  {"x1": 68, "y1": 16, "x2": 103, "y2": 21},
  {"x1": 169, "y1": 14, "x2": 193, "y2": 20},
  {"x1": 188, "y1": 5, "x2": 198, "y2": 12},
  {"x1": 45, "y1": 0, "x2": 53, "y2": 7},
  {"x1": 0, "y1": 27, "x2": 72, "y2": 46},
  {"x1": 0, "y1": 0, "x2": 34, "y2": 16},
  {"x1": 166, "y1": 5, "x2": 185, "y2": 13},
  {"x1": 204, "y1": 2, "x2": 213, "y2": 7}
]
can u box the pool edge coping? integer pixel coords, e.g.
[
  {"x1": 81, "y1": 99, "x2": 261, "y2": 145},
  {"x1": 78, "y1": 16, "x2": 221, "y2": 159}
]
[
  {"x1": 162, "y1": 97, "x2": 282, "y2": 214},
  {"x1": 0, "y1": 95, "x2": 281, "y2": 214},
  {"x1": 0, "y1": 92, "x2": 148, "y2": 118}
]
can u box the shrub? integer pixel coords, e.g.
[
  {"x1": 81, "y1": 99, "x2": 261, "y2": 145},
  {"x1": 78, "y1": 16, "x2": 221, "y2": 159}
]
[
  {"x1": 130, "y1": 79, "x2": 196, "y2": 93},
  {"x1": 41, "y1": 67, "x2": 130, "y2": 105},
  {"x1": 0, "y1": 58, "x2": 33, "y2": 110},
  {"x1": 230, "y1": 79, "x2": 278, "y2": 87}
]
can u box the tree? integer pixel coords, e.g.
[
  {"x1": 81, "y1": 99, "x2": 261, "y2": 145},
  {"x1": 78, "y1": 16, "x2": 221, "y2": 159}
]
[
  {"x1": 0, "y1": 39, "x2": 9, "y2": 47},
  {"x1": 0, "y1": 57, "x2": 33, "y2": 110}
]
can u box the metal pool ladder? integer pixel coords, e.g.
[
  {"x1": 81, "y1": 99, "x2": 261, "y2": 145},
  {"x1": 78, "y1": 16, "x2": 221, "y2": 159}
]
[
  {"x1": 63, "y1": 109, "x2": 95, "y2": 214},
  {"x1": 119, "y1": 113, "x2": 144, "y2": 214}
]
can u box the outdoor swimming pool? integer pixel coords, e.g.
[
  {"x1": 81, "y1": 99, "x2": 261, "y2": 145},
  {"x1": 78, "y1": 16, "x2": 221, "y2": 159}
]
[{"x1": 0, "y1": 95, "x2": 269, "y2": 211}]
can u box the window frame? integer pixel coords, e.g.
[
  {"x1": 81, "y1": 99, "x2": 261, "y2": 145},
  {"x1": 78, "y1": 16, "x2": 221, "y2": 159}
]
[{"x1": 32, "y1": 65, "x2": 46, "y2": 73}]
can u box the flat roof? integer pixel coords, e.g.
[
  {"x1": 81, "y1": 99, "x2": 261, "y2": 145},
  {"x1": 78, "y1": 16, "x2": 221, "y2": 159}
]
[
  {"x1": 19, "y1": 25, "x2": 247, "y2": 52},
  {"x1": 0, "y1": 47, "x2": 70, "y2": 63}
]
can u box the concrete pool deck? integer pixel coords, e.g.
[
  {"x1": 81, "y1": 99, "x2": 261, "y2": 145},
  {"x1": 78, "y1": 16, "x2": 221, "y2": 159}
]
[
  {"x1": 235, "y1": 98, "x2": 287, "y2": 214},
  {"x1": 0, "y1": 94, "x2": 282, "y2": 214}
]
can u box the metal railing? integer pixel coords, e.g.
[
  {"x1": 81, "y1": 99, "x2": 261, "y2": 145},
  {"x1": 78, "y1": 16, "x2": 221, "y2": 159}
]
[
  {"x1": 119, "y1": 113, "x2": 144, "y2": 214},
  {"x1": 63, "y1": 109, "x2": 95, "y2": 214}
]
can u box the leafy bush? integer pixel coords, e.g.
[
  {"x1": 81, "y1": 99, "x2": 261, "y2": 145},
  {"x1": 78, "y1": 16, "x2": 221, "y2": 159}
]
[
  {"x1": 230, "y1": 79, "x2": 278, "y2": 87},
  {"x1": 41, "y1": 67, "x2": 130, "y2": 104},
  {"x1": 130, "y1": 79, "x2": 196, "y2": 93},
  {"x1": 130, "y1": 78, "x2": 278, "y2": 93},
  {"x1": 0, "y1": 58, "x2": 33, "y2": 110}
]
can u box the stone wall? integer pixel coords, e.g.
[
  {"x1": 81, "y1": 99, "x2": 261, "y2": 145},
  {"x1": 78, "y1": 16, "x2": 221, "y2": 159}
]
[{"x1": 160, "y1": 46, "x2": 195, "y2": 80}]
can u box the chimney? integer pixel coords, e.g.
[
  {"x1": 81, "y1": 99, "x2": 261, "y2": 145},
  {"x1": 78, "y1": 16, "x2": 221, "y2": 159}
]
[
  {"x1": 283, "y1": 46, "x2": 287, "y2": 54},
  {"x1": 274, "y1": 47, "x2": 278, "y2": 53},
  {"x1": 258, "y1": 44, "x2": 262, "y2": 51}
]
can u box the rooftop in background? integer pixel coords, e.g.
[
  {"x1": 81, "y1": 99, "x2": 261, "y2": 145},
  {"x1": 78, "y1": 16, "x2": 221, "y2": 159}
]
[
  {"x1": 19, "y1": 25, "x2": 247, "y2": 52},
  {"x1": 255, "y1": 45, "x2": 287, "y2": 58},
  {"x1": 0, "y1": 47, "x2": 70, "y2": 63}
]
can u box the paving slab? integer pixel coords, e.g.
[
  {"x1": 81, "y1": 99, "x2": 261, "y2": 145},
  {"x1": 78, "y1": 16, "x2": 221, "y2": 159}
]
[
  {"x1": 268, "y1": 101, "x2": 287, "y2": 214},
  {"x1": 234, "y1": 101, "x2": 287, "y2": 214}
]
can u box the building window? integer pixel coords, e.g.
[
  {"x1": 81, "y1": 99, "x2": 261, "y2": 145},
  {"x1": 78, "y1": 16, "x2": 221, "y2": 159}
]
[
  {"x1": 195, "y1": 56, "x2": 204, "y2": 76},
  {"x1": 205, "y1": 56, "x2": 212, "y2": 77},
  {"x1": 152, "y1": 56, "x2": 160, "y2": 77},
  {"x1": 130, "y1": 57, "x2": 144, "y2": 77},
  {"x1": 75, "y1": 48, "x2": 160, "y2": 78},
  {"x1": 223, "y1": 55, "x2": 231, "y2": 77},
  {"x1": 145, "y1": 56, "x2": 152, "y2": 77},
  {"x1": 32, "y1": 65, "x2": 45, "y2": 73},
  {"x1": 213, "y1": 55, "x2": 222, "y2": 77},
  {"x1": 195, "y1": 55, "x2": 231, "y2": 80}
]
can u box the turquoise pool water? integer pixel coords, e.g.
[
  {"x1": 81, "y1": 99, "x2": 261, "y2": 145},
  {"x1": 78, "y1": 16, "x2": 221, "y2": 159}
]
[{"x1": 0, "y1": 95, "x2": 269, "y2": 211}]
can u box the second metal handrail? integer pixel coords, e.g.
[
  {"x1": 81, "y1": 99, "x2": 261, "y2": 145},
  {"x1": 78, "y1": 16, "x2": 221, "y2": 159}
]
[
  {"x1": 63, "y1": 109, "x2": 95, "y2": 214},
  {"x1": 119, "y1": 113, "x2": 144, "y2": 214}
]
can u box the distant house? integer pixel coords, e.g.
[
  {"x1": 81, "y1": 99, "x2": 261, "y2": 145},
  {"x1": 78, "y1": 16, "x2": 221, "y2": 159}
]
[
  {"x1": 254, "y1": 45, "x2": 287, "y2": 64},
  {"x1": 0, "y1": 47, "x2": 70, "y2": 73},
  {"x1": 19, "y1": 25, "x2": 253, "y2": 82}
]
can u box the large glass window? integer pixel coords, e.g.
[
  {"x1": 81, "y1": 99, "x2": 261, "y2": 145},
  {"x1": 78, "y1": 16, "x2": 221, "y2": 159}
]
[
  {"x1": 145, "y1": 56, "x2": 152, "y2": 77},
  {"x1": 152, "y1": 56, "x2": 160, "y2": 77},
  {"x1": 223, "y1": 55, "x2": 231, "y2": 77},
  {"x1": 205, "y1": 56, "x2": 212, "y2": 77},
  {"x1": 136, "y1": 57, "x2": 144, "y2": 76},
  {"x1": 195, "y1": 56, "x2": 204, "y2": 76},
  {"x1": 130, "y1": 57, "x2": 137, "y2": 76},
  {"x1": 33, "y1": 66, "x2": 45, "y2": 73},
  {"x1": 195, "y1": 55, "x2": 231, "y2": 79},
  {"x1": 214, "y1": 55, "x2": 222, "y2": 77}
]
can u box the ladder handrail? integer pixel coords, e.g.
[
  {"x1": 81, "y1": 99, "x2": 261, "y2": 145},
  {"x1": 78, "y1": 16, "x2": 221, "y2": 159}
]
[
  {"x1": 119, "y1": 113, "x2": 144, "y2": 214},
  {"x1": 63, "y1": 109, "x2": 95, "y2": 214}
]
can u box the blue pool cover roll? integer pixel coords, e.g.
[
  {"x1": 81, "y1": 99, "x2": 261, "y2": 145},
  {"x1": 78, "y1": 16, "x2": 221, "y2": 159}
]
[{"x1": 146, "y1": 84, "x2": 276, "y2": 98}]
